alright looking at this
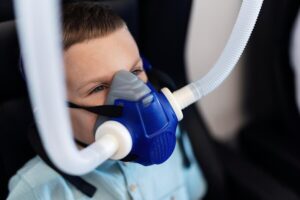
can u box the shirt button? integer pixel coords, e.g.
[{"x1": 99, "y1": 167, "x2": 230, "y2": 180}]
[
  {"x1": 129, "y1": 184, "x2": 137, "y2": 192},
  {"x1": 170, "y1": 196, "x2": 175, "y2": 200}
]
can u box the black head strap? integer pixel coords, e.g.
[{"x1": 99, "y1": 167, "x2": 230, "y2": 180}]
[{"x1": 68, "y1": 102, "x2": 123, "y2": 117}]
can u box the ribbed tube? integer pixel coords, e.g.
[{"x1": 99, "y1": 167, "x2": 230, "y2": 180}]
[{"x1": 174, "y1": 0, "x2": 264, "y2": 109}]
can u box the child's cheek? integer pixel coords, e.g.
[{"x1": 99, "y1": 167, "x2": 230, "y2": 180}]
[
  {"x1": 69, "y1": 109, "x2": 97, "y2": 144},
  {"x1": 140, "y1": 72, "x2": 148, "y2": 83}
]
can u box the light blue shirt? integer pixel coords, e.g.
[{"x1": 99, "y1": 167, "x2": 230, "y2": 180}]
[{"x1": 7, "y1": 130, "x2": 207, "y2": 200}]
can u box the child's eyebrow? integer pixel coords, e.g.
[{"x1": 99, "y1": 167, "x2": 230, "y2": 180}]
[
  {"x1": 77, "y1": 57, "x2": 141, "y2": 92},
  {"x1": 129, "y1": 57, "x2": 142, "y2": 70},
  {"x1": 76, "y1": 75, "x2": 109, "y2": 93}
]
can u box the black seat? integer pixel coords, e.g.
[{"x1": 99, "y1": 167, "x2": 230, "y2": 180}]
[
  {"x1": 0, "y1": 20, "x2": 33, "y2": 199},
  {"x1": 239, "y1": 0, "x2": 300, "y2": 197},
  {"x1": 0, "y1": 99, "x2": 34, "y2": 200},
  {"x1": 0, "y1": 0, "x2": 14, "y2": 22},
  {"x1": 0, "y1": 21, "x2": 27, "y2": 105}
]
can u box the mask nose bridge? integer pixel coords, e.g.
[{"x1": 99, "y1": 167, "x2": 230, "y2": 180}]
[{"x1": 105, "y1": 70, "x2": 151, "y2": 105}]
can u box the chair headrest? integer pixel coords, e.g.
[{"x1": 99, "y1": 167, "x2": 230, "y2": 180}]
[
  {"x1": 0, "y1": 1, "x2": 14, "y2": 22},
  {"x1": 0, "y1": 21, "x2": 27, "y2": 105}
]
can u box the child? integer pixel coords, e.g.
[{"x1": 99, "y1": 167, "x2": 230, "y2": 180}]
[{"x1": 7, "y1": 2, "x2": 206, "y2": 199}]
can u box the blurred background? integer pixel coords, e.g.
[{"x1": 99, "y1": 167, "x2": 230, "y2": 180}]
[{"x1": 186, "y1": 0, "x2": 245, "y2": 141}]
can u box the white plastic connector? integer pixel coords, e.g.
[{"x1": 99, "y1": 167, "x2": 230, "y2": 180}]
[
  {"x1": 95, "y1": 121, "x2": 132, "y2": 160},
  {"x1": 172, "y1": 85, "x2": 198, "y2": 110},
  {"x1": 161, "y1": 88, "x2": 184, "y2": 121}
]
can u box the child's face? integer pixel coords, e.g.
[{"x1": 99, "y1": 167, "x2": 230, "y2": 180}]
[{"x1": 64, "y1": 26, "x2": 147, "y2": 146}]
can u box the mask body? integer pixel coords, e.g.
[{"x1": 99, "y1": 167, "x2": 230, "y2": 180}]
[{"x1": 94, "y1": 71, "x2": 178, "y2": 166}]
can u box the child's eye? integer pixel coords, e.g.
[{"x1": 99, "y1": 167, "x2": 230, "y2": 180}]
[
  {"x1": 89, "y1": 85, "x2": 108, "y2": 95},
  {"x1": 131, "y1": 68, "x2": 144, "y2": 76}
]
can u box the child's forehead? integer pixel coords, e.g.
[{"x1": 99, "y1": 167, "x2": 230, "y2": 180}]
[
  {"x1": 65, "y1": 28, "x2": 138, "y2": 66},
  {"x1": 65, "y1": 27, "x2": 137, "y2": 58},
  {"x1": 63, "y1": 28, "x2": 141, "y2": 90}
]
